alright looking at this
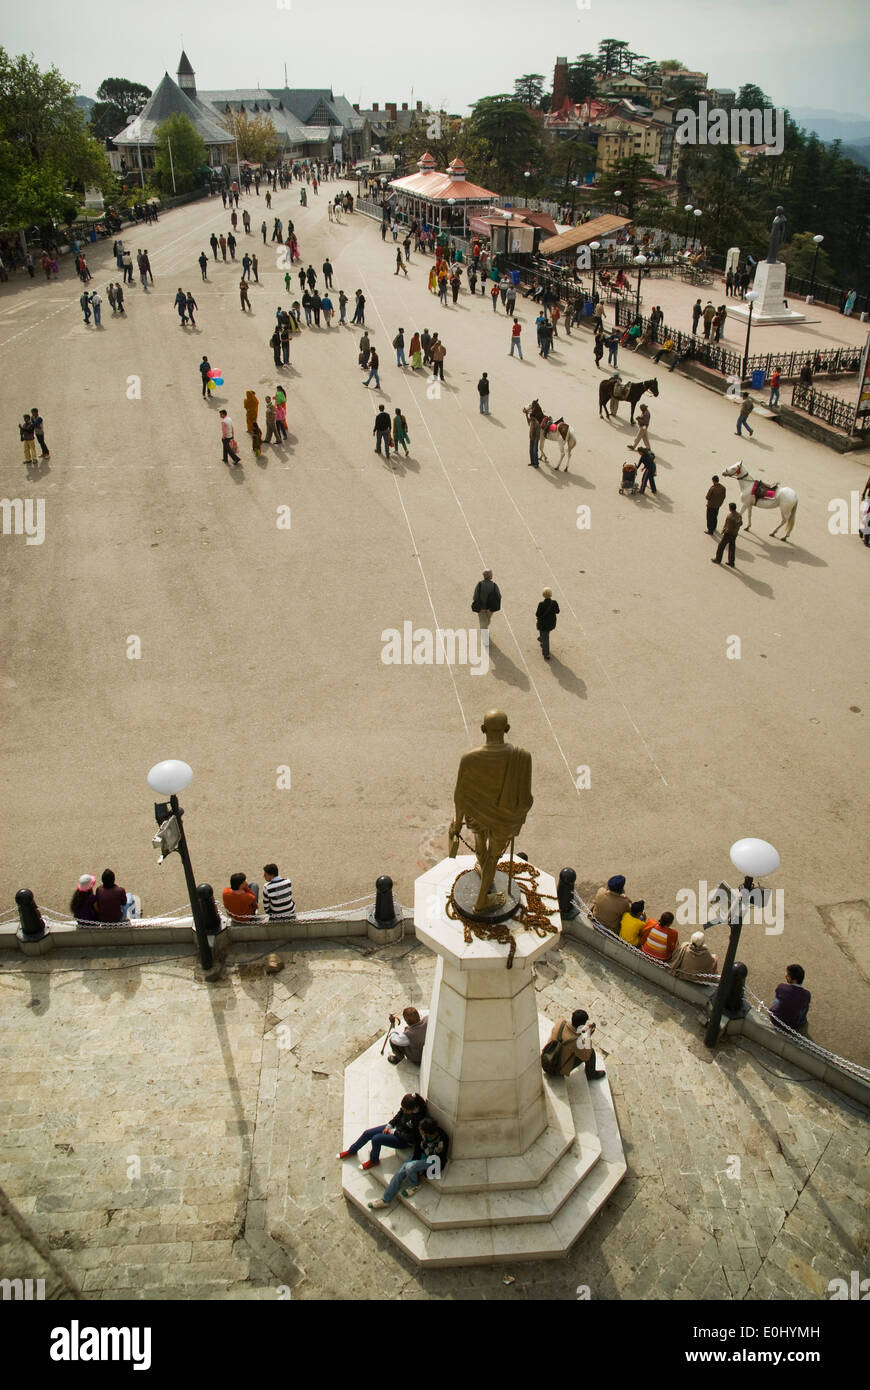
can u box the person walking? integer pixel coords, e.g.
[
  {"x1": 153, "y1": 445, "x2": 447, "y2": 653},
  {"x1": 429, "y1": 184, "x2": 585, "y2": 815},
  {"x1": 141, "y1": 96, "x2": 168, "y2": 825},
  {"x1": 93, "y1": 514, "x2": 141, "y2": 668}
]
[
  {"x1": 638, "y1": 447, "x2": 657, "y2": 495},
  {"x1": 351, "y1": 289, "x2": 366, "y2": 325},
  {"x1": 219, "y1": 409, "x2": 241, "y2": 465},
  {"x1": 362, "y1": 347, "x2": 381, "y2": 389},
  {"x1": 306, "y1": 264, "x2": 316, "y2": 291},
  {"x1": 199, "y1": 251, "x2": 208, "y2": 281},
  {"x1": 712, "y1": 502, "x2": 742, "y2": 567},
  {"x1": 261, "y1": 220, "x2": 268, "y2": 244},
  {"x1": 471, "y1": 570, "x2": 501, "y2": 630},
  {"x1": 632, "y1": 403, "x2": 651, "y2": 450},
  {"x1": 509, "y1": 317, "x2": 523, "y2": 359},
  {"x1": 490, "y1": 280, "x2": 500, "y2": 313},
  {"x1": 142, "y1": 251, "x2": 153, "y2": 285},
  {"x1": 338, "y1": 290, "x2": 348, "y2": 325},
  {"x1": 239, "y1": 277, "x2": 251, "y2": 312},
  {"x1": 420, "y1": 328, "x2": 432, "y2": 365},
  {"x1": 539, "y1": 317, "x2": 553, "y2": 360},
  {"x1": 263, "y1": 396, "x2": 276, "y2": 444},
  {"x1": 200, "y1": 355, "x2": 212, "y2": 398},
  {"x1": 392, "y1": 407, "x2": 410, "y2": 457},
  {"x1": 373, "y1": 405, "x2": 392, "y2": 458},
  {"x1": 274, "y1": 390, "x2": 288, "y2": 442},
  {"x1": 174, "y1": 287, "x2": 188, "y2": 326},
  {"x1": 528, "y1": 413, "x2": 541, "y2": 468},
  {"x1": 219, "y1": 234, "x2": 227, "y2": 262},
  {"x1": 505, "y1": 284, "x2": 517, "y2": 317},
  {"x1": 270, "y1": 327, "x2": 282, "y2": 367},
  {"x1": 322, "y1": 258, "x2": 333, "y2": 289},
  {"x1": 251, "y1": 253, "x2": 259, "y2": 284},
  {"x1": 29, "y1": 408, "x2": 50, "y2": 459},
  {"x1": 311, "y1": 290, "x2": 322, "y2": 326},
  {"x1": 768, "y1": 368, "x2": 781, "y2": 409},
  {"x1": 321, "y1": 293, "x2": 333, "y2": 327},
  {"x1": 395, "y1": 248, "x2": 408, "y2": 277},
  {"x1": 281, "y1": 323, "x2": 291, "y2": 364},
  {"x1": 242, "y1": 252, "x2": 252, "y2": 280},
  {"x1": 593, "y1": 328, "x2": 605, "y2": 369},
  {"x1": 736, "y1": 392, "x2": 755, "y2": 437},
  {"x1": 210, "y1": 233, "x2": 219, "y2": 261},
  {"x1": 606, "y1": 331, "x2": 619, "y2": 368},
  {"x1": 244, "y1": 389, "x2": 259, "y2": 435},
  {"x1": 393, "y1": 327, "x2": 406, "y2": 367},
  {"x1": 89, "y1": 289, "x2": 102, "y2": 326},
  {"x1": 227, "y1": 232, "x2": 237, "y2": 261},
  {"x1": 477, "y1": 372, "x2": 490, "y2": 414},
  {"x1": 430, "y1": 338, "x2": 446, "y2": 381},
  {"x1": 535, "y1": 588, "x2": 560, "y2": 660},
  {"x1": 358, "y1": 331, "x2": 371, "y2": 370},
  {"x1": 691, "y1": 297, "x2": 702, "y2": 334},
  {"x1": 80, "y1": 288, "x2": 92, "y2": 324},
  {"x1": 185, "y1": 291, "x2": 198, "y2": 327},
  {"x1": 409, "y1": 331, "x2": 422, "y2": 368},
  {"x1": 705, "y1": 475, "x2": 726, "y2": 535}
]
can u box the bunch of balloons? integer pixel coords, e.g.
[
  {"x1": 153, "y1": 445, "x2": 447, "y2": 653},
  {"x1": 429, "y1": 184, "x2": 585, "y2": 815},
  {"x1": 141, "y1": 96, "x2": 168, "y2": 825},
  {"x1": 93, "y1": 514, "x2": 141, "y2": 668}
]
[{"x1": 206, "y1": 368, "x2": 224, "y2": 394}]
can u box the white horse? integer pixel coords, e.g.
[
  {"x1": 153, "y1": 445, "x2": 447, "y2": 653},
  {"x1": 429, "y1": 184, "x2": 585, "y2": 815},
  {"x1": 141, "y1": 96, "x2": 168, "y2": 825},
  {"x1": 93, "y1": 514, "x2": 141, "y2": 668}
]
[{"x1": 722, "y1": 461, "x2": 798, "y2": 540}]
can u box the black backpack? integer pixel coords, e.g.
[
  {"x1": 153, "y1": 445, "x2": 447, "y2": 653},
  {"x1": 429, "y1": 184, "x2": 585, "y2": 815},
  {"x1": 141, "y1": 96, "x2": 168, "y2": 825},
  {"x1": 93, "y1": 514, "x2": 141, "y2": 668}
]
[{"x1": 541, "y1": 1021, "x2": 567, "y2": 1076}]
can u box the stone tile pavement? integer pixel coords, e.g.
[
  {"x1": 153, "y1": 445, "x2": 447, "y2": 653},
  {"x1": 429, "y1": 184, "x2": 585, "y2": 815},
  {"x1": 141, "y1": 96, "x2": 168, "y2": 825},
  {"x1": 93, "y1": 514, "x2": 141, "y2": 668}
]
[{"x1": 0, "y1": 936, "x2": 866, "y2": 1300}]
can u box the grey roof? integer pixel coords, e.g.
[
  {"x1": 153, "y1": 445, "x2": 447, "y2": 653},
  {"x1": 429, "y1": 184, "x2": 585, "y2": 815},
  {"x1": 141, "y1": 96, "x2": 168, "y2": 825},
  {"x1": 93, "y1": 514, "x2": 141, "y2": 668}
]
[
  {"x1": 177, "y1": 50, "x2": 194, "y2": 76},
  {"x1": 197, "y1": 90, "x2": 329, "y2": 146},
  {"x1": 266, "y1": 87, "x2": 363, "y2": 131},
  {"x1": 113, "y1": 72, "x2": 231, "y2": 147}
]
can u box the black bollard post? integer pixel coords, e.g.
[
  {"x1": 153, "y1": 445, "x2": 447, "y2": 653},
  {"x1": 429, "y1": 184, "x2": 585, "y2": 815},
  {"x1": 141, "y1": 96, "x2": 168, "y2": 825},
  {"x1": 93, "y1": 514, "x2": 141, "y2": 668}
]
[
  {"x1": 197, "y1": 883, "x2": 222, "y2": 934},
  {"x1": 15, "y1": 889, "x2": 47, "y2": 939},
  {"x1": 374, "y1": 875, "x2": 399, "y2": 927},
  {"x1": 557, "y1": 868, "x2": 580, "y2": 920},
  {"x1": 722, "y1": 961, "x2": 748, "y2": 1014},
  {"x1": 198, "y1": 883, "x2": 229, "y2": 970}
]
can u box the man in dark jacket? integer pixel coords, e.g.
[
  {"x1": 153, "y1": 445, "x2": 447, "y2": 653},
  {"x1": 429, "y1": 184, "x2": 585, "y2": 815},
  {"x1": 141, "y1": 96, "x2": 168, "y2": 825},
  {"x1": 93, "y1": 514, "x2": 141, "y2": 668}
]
[
  {"x1": 373, "y1": 403, "x2": 391, "y2": 456},
  {"x1": 338, "y1": 1093, "x2": 427, "y2": 1169},
  {"x1": 369, "y1": 1116, "x2": 450, "y2": 1207},
  {"x1": 535, "y1": 587, "x2": 560, "y2": 660},
  {"x1": 705, "y1": 475, "x2": 726, "y2": 535},
  {"x1": 472, "y1": 569, "x2": 501, "y2": 630},
  {"x1": 477, "y1": 372, "x2": 490, "y2": 414},
  {"x1": 712, "y1": 502, "x2": 742, "y2": 567}
]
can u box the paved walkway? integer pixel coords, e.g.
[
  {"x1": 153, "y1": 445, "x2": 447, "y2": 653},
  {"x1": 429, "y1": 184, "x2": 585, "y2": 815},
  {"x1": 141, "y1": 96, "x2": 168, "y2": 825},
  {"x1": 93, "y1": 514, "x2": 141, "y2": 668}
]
[
  {"x1": 0, "y1": 937, "x2": 866, "y2": 1299},
  {"x1": 2, "y1": 183, "x2": 869, "y2": 1066}
]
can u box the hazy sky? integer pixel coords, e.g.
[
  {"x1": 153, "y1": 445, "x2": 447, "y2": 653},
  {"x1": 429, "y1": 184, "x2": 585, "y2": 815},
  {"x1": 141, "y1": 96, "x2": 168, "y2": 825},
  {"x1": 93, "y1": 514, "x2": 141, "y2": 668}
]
[{"x1": 7, "y1": 0, "x2": 870, "y2": 120}]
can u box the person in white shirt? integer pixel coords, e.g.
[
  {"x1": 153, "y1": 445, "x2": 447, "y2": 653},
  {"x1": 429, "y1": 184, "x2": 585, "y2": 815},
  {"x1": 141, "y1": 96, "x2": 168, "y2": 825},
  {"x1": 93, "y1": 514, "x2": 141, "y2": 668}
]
[{"x1": 387, "y1": 1007, "x2": 428, "y2": 1066}]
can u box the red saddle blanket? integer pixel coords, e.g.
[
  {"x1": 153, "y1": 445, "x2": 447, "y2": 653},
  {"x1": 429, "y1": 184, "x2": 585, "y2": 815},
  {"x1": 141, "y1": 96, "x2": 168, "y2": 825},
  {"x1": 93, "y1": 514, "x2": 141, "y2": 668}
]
[{"x1": 753, "y1": 483, "x2": 777, "y2": 500}]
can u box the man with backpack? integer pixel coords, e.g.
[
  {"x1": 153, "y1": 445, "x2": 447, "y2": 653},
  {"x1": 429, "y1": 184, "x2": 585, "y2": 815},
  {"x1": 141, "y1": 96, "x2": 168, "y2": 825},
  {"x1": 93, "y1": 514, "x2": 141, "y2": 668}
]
[{"x1": 542, "y1": 1009, "x2": 606, "y2": 1080}]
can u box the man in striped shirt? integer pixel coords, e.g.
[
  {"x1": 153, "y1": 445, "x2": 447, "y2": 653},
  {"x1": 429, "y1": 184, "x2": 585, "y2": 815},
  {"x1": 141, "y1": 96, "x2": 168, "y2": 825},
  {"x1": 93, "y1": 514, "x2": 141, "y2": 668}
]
[{"x1": 262, "y1": 864, "x2": 296, "y2": 919}]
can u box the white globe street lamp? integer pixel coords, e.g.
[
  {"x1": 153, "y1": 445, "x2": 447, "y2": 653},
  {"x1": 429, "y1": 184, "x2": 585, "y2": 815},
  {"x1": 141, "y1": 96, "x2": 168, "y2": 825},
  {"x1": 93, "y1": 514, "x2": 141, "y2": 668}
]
[
  {"x1": 705, "y1": 835, "x2": 780, "y2": 1046},
  {"x1": 742, "y1": 287, "x2": 760, "y2": 379},
  {"x1": 147, "y1": 760, "x2": 216, "y2": 968}
]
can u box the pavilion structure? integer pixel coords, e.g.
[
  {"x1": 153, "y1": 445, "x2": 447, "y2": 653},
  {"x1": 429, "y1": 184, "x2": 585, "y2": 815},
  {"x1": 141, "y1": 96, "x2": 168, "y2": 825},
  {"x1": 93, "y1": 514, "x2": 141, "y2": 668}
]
[{"x1": 386, "y1": 153, "x2": 498, "y2": 239}]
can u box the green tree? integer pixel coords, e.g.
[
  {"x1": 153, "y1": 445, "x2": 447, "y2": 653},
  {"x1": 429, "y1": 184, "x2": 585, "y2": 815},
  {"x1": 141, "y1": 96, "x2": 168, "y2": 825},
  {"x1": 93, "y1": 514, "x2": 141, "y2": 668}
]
[
  {"x1": 514, "y1": 74, "x2": 545, "y2": 108},
  {"x1": 466, "y1": 95, "x2": 543, "y2": 188},
  {"x1": 222, "y1": 110, "x2": 280, "y2": 163},
  {"x1": 735, "y1": 83, "x2": 771, "y2": 111},
  {"x1": 779, "y1": 230, "x2": 835, "y2": 282},
  {"x1": 90, "y1": 77, "x2": 151, "y2": 142},
  {"x1": 597, "y1": 40, "x2": 630, "y2": 76},
  {"x1": 599, "y1": 154, "x2": 656, "y2": 217},
  {"x1": 0, "y1": 48, "x2": 113, "y2": 226},
  {"x1": 153, "y1": 113, "x2": 206, "y2": 194}
]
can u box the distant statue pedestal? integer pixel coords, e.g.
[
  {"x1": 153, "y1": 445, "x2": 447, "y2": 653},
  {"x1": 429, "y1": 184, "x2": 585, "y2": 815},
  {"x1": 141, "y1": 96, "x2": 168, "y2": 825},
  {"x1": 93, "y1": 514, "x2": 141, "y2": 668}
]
[
  {"x1": 341, "y1": 856, "x2": 627, "y2": 1266},
  {"x1": 729, "y1": 261, "x2": 807, "y2": 325}
]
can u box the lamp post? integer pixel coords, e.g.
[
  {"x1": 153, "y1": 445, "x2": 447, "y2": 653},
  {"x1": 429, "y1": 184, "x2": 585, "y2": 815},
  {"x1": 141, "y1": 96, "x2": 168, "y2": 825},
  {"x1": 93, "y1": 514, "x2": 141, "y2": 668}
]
[
  {"x1": 613, "y1": 187, "x2": 622, "y2": 215},
  {"x1": 633, "y1": 252, "x2": 647, "y2": 317},
  {"x1": 704, "y1": 838, "x2": 780, "y2": 1047},
  {"x1": 146, "y1": 760, "x2": 213, "y2": 969},
  {"x1": 742, "y1": 288, "x2": 759, "y2": 379},
  {"x1": 808, "y1": 233, "x2": 824, "y2": 303},
  {"x1": 166, "y1": 135, "x2": 177, "y2": 196},
  {"x1": 589, "y1": 239, "x2": 600, "y2": 300},
  {"x1": 569, "y1": 178, "x2": 580, "y2": 221},
  {"x1": 683, "y1": 202, "x2": 694, "y2": 251},
  {"x1": 692, "y1": 206, "x2": 703, "y2": 251}
]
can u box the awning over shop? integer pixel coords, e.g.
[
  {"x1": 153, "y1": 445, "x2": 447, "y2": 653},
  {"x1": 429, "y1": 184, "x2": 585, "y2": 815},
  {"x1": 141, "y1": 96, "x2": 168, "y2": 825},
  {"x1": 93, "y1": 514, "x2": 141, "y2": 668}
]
[{"x1": 538, "y1": 214, "x2": 632, "y2": 256}]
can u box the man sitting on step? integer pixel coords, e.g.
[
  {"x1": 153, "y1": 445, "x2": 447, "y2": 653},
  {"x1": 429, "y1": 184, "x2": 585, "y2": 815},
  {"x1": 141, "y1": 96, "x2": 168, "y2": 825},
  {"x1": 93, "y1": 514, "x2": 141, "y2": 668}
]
[{"x1": 545, "y1": 1009, "x2": 606, "y2": 1081}]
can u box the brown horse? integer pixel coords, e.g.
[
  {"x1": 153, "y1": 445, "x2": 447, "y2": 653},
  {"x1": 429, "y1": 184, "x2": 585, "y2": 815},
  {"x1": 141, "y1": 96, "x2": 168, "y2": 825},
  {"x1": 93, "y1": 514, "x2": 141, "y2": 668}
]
[{"x1": 599, "y1": 376, "x2": 658, "y2": 422}]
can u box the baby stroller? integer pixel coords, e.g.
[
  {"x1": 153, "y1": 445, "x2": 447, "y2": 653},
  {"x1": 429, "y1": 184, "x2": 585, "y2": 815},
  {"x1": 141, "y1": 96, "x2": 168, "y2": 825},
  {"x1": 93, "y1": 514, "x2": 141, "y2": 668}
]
[{"x1": 619, "y1": 458, "x2": 639, "y2": 495}]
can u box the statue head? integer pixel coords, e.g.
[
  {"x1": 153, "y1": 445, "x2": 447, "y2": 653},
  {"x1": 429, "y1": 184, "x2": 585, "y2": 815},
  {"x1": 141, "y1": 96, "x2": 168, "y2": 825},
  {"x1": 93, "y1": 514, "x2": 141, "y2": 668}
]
[{"x1": 481, "y1": 709, "x2": 510, "y2": 737}]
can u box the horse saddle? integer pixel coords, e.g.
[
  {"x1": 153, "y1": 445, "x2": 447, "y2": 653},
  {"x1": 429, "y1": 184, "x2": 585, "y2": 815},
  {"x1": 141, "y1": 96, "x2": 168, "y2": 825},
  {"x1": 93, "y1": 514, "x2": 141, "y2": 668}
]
[
  {"x1": 612, "y1": 382, "x2": 631, "y2": 401},
  {"x1": 753, "y1": 481, "x2": 778, "y2": 500},
  {"x1": 542, "y1": 416, "x2": 564, "y2": 434}
]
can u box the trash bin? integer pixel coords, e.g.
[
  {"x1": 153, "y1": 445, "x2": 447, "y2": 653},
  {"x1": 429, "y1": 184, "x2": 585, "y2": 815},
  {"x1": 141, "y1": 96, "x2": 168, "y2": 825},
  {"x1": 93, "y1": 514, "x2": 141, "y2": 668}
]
[
  {"x1": 510, "y1": 270, "x2": 520, "y2": 287},
  {"x1": 751, "y1": 369, "x2": 765, "y2": 390},
  {"x1": 584, "y1": 301, "x2": 594, "y2": 316}
]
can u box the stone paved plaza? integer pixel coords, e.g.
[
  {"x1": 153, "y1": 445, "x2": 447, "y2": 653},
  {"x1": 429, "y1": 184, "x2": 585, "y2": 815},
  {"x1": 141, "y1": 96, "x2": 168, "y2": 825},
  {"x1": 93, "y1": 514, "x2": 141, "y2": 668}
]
[{"x1": 0, "y1": 933, "x2": 867, "y2": 1300}]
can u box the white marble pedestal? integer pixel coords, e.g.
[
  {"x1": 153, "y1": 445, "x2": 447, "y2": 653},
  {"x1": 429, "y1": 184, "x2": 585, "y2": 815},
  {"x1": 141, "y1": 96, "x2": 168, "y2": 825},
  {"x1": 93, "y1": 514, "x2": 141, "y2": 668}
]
[
  {"x1": 728, "y1": 260, "x2": 807, "y2": 325},
  {"x1": 341, "y1": 857, "x2": 626, "y2": 1265}
]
